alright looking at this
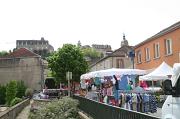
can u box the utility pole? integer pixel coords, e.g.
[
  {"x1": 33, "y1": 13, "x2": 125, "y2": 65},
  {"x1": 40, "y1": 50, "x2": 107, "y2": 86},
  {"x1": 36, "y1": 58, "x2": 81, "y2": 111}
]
[
  {"x1": 129, "y1": 50, "x2": 135, "y2": 69},
  {"x1": 66, "y1": 71, "x2": 72, "y2": 96}
]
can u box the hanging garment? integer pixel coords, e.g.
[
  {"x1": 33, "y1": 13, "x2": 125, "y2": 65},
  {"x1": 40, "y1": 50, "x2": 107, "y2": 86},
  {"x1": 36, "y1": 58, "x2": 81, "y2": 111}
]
[
  {"x1": 118, "y1": 75, "x2": 128, "y2": 90},
  {"x1": 143, "y1": 94, "x2": 149, "y2": 113},
  {"x1": 102, "y1": 88, "x2": 107, "y2": 97},
  {"x1": 121, "y1": 93, "x2": 126, "y2": 108},
  {"x1": 136, "y1": 94, "x2": 143, "y2": 112},
  {"x1": 131, "y1": 93, "x2": 137, "y2": 111},
  {"x1": 103, "y1": 95, "x2": 108, "y2": 104},
  {"x1": 107, "y1": 87, "x2": 113, "y2": 96},
  {"x1": 112, "y1": 75, "x2": 119, "y2": 90},
  {"x1": 149, "y1": 95, "x2": 157, "y2": 113},
  {"x1": 130, "y1": 75, "x2": 137, "y2": 84},
  {"x1": 126, "y1": 84, "x2": 133, "y2": 90},
  {"x1": 124, "y1": 94, "x2": 131, "y2": 110},
  {"x1": 118, "y1": 94, "x2": 123, "y2": 107},
  {"x1": 94, "y1": 77, "x2": 101, "y2": 85}
]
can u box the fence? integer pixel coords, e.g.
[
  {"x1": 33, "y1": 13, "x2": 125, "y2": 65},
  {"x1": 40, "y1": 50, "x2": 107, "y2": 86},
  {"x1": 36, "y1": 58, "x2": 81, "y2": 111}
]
[
  {"x1": 0, "y1": 99, "x2": 30, "y2": 119},
  {"x1": 73, "y1": 95, "x2": 161, "y2": 119}
]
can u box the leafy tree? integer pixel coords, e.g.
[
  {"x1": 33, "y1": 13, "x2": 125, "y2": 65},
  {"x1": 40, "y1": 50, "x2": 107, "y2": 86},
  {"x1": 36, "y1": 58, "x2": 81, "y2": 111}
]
[
  {"x1": 0, "y1": 85, "x2": 6, "y2": 105},
  {"x1": 16, "y1": 80, "x2": 27, "y2": 98},
  {"x1": 81, "y1": 48, "x2": 102, "y2": 58},
  {"x1": 25, "y1": 88, "x2": 33, "y2": 98},
  {"x1": 6, "y1": 80, "x2": 17, "y2": 106},
  {"x1": 10, "y1": 97, "x2": 22, "y2": 106},
  {"x1": 47, "y1": 44, "x2": 89, "y2": 84},
  {"x1": 0, "y1": 51, "x2": 8, "y2": 57}
]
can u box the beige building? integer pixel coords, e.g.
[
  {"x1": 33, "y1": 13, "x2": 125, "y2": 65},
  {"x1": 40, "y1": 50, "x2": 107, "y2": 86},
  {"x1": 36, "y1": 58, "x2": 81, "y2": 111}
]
[
  {"x1": 0, "y1": 48, "x2": 45, "y2": 91},
  {"x1": 92, "y1": 44, "x2": 112, "y2": 57},
  {"x1": 16, "y1": 37, "x2": 54, "y2": 58},
  {"x1": 90, "y1": 35, "x2": 134, "y2": 71}
]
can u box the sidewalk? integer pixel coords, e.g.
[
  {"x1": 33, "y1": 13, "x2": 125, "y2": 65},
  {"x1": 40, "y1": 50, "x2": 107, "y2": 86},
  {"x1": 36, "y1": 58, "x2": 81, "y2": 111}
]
[{"x1": 16, "y1": 104, "x2": 30, "y2": 119}]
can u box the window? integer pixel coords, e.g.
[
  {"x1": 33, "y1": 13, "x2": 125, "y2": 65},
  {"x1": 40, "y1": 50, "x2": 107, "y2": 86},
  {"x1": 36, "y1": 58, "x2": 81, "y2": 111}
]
[
  {"x1": 165, "y1": 39, "x2": 172, "y2": 55},
  {"x1": 116, "y1": 59, "x2": 124, "y2": 68},
  {"x1": 145, "y1": 47, "x2": 150, "y2": 61},
  {"x1": 137, "y1": 50, "x2": 142, "y2": 63},
  {"x1": 105, "y1": 60, "x2": 110, "y2": 69},
  {"x1": 154, "y1": 43, "x2": 160, "y2": 58}
]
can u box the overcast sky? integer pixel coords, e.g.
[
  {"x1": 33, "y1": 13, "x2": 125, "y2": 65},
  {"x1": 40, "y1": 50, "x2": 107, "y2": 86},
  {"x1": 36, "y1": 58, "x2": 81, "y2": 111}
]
[{"x1": 0, "y1": 0, "x2": 180, "y2": 51}]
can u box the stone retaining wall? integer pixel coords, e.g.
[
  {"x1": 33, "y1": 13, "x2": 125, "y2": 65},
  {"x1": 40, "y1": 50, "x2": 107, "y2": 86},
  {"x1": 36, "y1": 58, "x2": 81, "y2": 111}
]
[{"x1": 0, "y1": 99, "x2": 30, "y2": 119}]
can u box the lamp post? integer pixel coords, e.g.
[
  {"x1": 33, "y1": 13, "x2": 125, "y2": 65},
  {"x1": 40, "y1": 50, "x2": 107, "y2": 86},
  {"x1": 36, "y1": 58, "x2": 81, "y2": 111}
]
[{"x1": 129, "y1": 50, "x2": 135, "y2": 69}]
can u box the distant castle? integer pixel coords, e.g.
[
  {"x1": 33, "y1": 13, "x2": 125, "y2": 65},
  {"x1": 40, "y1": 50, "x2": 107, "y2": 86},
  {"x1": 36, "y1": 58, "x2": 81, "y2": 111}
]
[{"x1": 16, "y1": 37, "x2": 54, "y2": 57}]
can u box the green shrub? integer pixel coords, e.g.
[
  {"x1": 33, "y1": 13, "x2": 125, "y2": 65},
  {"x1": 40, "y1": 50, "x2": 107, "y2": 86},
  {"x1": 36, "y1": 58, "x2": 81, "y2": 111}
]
[
  {"x1": 29, "y1": 97, "x2": 80, "y2": 119},
  {"x1": 0, "y1": 85, "x2": 6, "y2": 105},
  {"x1": 10, "y1": 97, "x2": 22, "y2": 106},
  {"x1": 25, "y1": 88, "x2": 33, "y2": 98},
  {"x1": 6, "y1": 80, "x2": 17, "y2": 106},
  {"x1": 16, "y1": 81, "x2": 27, "y2": 98}
]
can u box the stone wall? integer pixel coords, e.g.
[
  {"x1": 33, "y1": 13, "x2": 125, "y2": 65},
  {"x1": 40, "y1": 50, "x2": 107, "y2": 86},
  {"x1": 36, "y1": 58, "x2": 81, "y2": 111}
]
[
  {"x1": 0, "y1": 99, "x2": 30, "y2": 119},
  {"x1": 0, "y1": 57, "x2": 43, "y2": 91}
]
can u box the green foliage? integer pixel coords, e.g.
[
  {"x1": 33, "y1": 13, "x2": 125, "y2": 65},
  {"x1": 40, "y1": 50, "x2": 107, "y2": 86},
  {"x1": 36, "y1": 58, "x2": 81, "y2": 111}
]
[
  {"x1": 81, "y1": 48, "x2": 102, "y2": 58},
  {"x1": 47, "y1": 70, "x2": 53, "y2": 77},
  {"x1": 10, "y1": 97, "x2": 22, "y2": 106},
  {"x1": 0, "y1": 51, "x2": 8, "y2": 56},
  {"x1": 29, "y1": 97, "x2": 80, "y2": 119},
  {"x1": 16, "y1": 80, "x2": 27, "y2": 98},
  {"x1": 0, "y1": 85, "x2": 6, "y2": 105},
  {"x1": 25, "y1": 88, "x2": 33, "y2": 98},
  {"x1": 47, "y1": 44, "x2": 89, "y2": 84},
  {"x1": 6, "y1": 80, "x2": 17, "y2": 106}
]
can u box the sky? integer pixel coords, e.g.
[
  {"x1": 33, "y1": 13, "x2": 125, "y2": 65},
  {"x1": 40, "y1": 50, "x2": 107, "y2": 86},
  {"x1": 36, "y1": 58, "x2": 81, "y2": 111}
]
[{"x1": 0, "y1": 0, "x2": 180, "y2": 51}]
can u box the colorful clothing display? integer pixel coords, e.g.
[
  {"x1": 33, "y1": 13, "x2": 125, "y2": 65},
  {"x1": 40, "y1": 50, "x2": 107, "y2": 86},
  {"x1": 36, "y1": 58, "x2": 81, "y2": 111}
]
[
  {"x1": 81, "y1": 73, "x2": 158, "y2": 114},
  {"x1": 121, "y1": 93, "x2": 157, "y2": 113}
]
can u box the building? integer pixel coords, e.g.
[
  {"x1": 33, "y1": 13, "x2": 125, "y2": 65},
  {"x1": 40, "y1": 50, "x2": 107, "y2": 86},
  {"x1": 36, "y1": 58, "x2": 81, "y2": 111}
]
[
  {"x1": 90, "y1": 35, "x2": 133, "y2": 71},
  {"x1": 134, "y1": 21, "x2": 180, "y2": 70},
  {"x1": 92, "y1": 44, "x2": 112, "y2": 57},
  {"x1": 80, "y1": 41, "x2": 113, "y2": 65},
  {"x1": 0, "y1": 48, "x2": 45, "y2": 90},
  {"x1": 16, "y1": 37, "x2": 54, "y2": 58}
]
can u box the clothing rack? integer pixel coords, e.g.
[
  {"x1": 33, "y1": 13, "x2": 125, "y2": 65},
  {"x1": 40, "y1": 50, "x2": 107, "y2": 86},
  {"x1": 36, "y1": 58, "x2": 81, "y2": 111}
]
[{"x1": 118, "y1": 90, "x2": 154, "y2": 94}]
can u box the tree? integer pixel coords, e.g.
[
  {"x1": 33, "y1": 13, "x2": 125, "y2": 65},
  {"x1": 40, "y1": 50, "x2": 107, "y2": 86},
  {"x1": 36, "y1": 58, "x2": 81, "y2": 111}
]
[
  {"x1": 81, "y1": 48, "x2": 103, "y2": 58},
  {"x1": 6, "y1": 80, "x2": 17, "y2": 106},
  {"x1": 0, "y1": 85, "x2": 6, "y2": 105},
  {"x1": 47, "y1": 44, "x2": 89, "y2": 84},
  {"x1": 16, "y1": 80, "x2": 27, "y2": 98},
  {"x1": 0, "y1": 51, "x2": 8, "y2": 57}
]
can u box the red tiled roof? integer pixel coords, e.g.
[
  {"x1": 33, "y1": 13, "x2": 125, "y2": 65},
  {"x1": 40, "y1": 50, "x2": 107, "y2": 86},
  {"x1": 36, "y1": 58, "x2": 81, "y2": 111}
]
[{"x1": 6, "y1": 48, "x2": 40, "y2": 58}]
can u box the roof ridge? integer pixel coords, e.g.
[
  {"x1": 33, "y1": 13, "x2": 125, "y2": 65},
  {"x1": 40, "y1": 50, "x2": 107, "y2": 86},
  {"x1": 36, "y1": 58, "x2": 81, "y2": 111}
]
[{"x1": 5, "y1": 48, "x2": 41, "y2": 58}]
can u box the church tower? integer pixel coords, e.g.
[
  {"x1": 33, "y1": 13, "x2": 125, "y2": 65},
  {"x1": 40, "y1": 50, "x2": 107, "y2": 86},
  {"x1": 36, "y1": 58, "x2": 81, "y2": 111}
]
[{"x1": 121, "y1": 34, "x2": 129, "y2": 47}]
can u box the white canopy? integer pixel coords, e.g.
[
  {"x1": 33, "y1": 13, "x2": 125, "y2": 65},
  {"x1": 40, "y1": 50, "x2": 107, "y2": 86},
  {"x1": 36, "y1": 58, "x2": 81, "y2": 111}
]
[
  {"x1": 81, "y1": 68, "x2": 146, "y2": 80},
  {"x1": 139, "y1": 62, "x2": 173, "y2": 81}
]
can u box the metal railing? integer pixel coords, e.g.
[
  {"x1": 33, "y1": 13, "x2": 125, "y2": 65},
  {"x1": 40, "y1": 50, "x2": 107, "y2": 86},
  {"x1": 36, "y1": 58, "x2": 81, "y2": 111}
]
[{"x1": 73, "y1": 95, "x2": 161, "y2": 119}]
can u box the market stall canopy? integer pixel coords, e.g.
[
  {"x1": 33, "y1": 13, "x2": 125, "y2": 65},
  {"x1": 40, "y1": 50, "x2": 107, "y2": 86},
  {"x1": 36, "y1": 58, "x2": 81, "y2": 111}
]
[
  {"x1": 81, "y1": 68, "x2": 146, "y2": 80},
  {"x1": 139, "y1": 62, "x2": 173, "y2": 81}
]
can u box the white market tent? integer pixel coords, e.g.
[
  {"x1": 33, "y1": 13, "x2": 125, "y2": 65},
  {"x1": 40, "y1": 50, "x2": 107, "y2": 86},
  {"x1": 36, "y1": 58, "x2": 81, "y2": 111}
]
[
  {"x1": 139, "y1": 62, "x2": 173, "y2": 81},
  {"x1": 80, "y1": 68, "x2": 146, "y2": 80}
]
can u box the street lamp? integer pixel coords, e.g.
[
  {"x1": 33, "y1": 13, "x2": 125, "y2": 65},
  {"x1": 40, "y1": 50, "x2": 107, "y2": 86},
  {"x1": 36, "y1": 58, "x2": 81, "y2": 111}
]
[{"x1": 128, "y1": 50, "x2": 135, "y2": 69}]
